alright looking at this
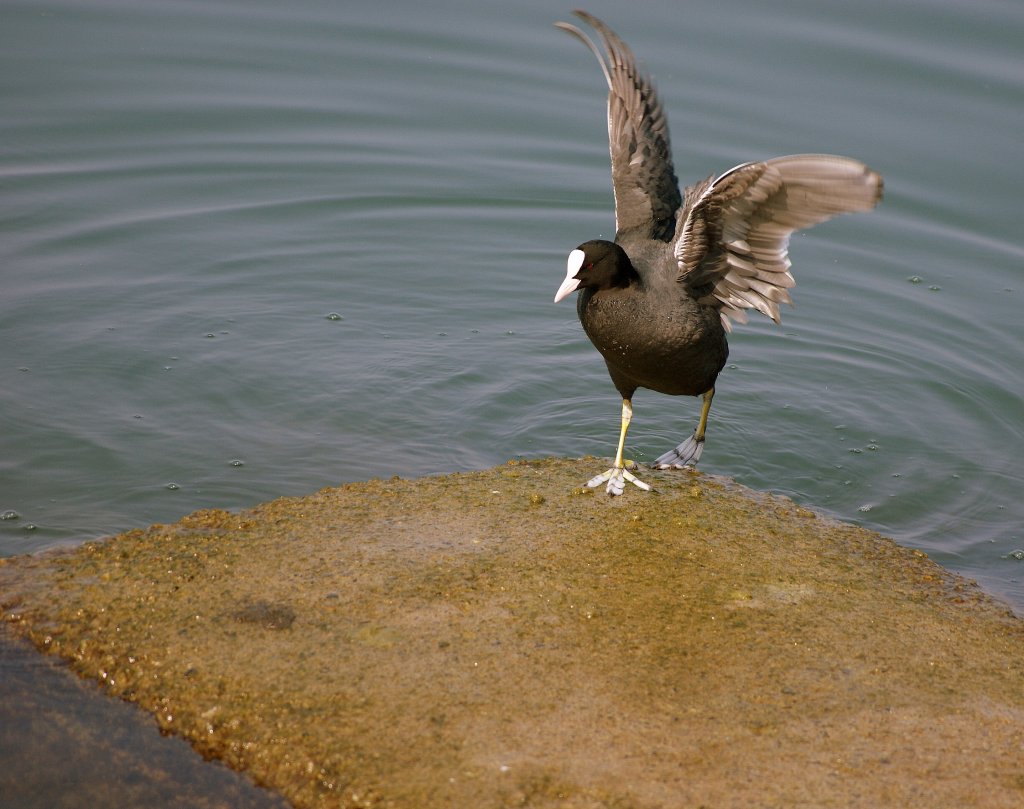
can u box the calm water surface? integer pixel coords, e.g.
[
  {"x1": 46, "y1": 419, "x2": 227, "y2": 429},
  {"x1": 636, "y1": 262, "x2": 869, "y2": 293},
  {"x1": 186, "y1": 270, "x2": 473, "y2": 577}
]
[{"x1": 3, "y1": 0, "x2": 1023, "y2": 619}]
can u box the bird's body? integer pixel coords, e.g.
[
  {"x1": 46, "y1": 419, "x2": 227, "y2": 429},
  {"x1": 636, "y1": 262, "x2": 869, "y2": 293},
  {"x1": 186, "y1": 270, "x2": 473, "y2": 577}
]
[
  {"x1": 553, "y1": 11, "x2": 883, "y2": 495},
  {"x1": 575, "y1": 239, "x2": 727, "y2": 400}
]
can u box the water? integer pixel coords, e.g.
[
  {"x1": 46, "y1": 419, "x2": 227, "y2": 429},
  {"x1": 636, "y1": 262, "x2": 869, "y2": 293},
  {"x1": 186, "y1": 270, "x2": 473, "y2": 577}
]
[{"x1": 2, "y1": 0, "x2": 1022, "y2": 628}]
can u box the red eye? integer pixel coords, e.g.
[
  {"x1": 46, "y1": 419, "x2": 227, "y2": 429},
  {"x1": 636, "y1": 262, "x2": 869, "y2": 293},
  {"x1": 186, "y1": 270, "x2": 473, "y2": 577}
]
[{"x1": 585, "y1": 262, "x2": 594, "y2": 269}]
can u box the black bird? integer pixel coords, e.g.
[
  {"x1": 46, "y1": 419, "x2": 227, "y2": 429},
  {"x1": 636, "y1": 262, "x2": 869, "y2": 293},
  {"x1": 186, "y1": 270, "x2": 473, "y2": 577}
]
[{"x1": 553, "y1": 10, "x2": 883, "y2": 495}]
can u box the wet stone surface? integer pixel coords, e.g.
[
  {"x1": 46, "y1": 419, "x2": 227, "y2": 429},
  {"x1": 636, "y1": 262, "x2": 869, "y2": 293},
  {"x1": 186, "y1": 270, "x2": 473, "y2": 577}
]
[
  {"x1": 0, "y1": 626, "x2": 290, "y2": 809},
  {"x1": 1, "y1": 458, "x2": 1022, "y2": 808}
]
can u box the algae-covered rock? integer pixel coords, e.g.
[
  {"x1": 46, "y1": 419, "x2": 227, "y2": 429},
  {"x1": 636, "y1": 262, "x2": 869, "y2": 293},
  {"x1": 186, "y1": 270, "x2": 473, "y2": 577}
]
[{"x1": 1, "y1": 459, "x2": 1022, "y2": 808}]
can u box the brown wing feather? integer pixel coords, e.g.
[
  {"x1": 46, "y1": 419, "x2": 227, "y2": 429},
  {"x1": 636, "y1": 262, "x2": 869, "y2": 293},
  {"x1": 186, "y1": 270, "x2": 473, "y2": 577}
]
[
  {"x1": 675, "y1": 155, "x2": 883, "y2": 331},
  {"x1": 556, "y1": 12, "x2": 681, "y2": 241}
]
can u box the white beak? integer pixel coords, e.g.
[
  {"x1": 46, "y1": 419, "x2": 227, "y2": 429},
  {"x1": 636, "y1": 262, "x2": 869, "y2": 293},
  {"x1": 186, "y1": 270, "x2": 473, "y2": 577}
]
[{"x1": 554, "y1": 249, "x2": 586, "y2": 303}]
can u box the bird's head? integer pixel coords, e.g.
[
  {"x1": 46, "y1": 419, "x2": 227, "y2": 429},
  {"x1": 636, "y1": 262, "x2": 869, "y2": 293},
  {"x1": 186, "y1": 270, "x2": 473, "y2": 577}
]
[{"x1": 554, "y1": 240, "x2": 636, "y2": 303}]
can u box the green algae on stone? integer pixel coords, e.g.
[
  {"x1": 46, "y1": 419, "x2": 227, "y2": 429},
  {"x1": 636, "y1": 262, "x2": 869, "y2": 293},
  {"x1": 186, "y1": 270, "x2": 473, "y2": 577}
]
[{"x1": 1, "y1": 458, "x2": 1022, "y2": 809}]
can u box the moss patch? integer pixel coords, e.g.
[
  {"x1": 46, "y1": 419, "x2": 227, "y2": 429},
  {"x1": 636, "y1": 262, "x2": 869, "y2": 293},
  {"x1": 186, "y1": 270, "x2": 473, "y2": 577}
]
[{"x1": 2, "y1": 459, "x2": 1022, "y2": 808}]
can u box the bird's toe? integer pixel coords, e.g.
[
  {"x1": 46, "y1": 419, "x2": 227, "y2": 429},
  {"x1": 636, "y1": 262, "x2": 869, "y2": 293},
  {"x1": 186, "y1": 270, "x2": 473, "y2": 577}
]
[
  {"x1": 652, "y1": 433, "x2": 704, "y2": 469},
  {"x1": 585, "y1": 466, "x2": 650, "y2": 496}
]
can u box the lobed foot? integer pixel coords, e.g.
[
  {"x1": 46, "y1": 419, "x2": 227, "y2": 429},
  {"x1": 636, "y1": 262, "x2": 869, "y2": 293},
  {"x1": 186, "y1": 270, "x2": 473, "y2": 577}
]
[
  {"x1": 586, "y1": 463, "x2": 651, "y2": 496},
  {"x1": 652, "y1": 432, "x2": 704, "y2": 469}
]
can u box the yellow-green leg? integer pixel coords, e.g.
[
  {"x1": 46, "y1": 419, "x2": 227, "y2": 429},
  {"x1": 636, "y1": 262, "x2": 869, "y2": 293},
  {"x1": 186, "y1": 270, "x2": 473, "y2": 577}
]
[
  {"x1": 586, "y1": 399, "x2": 651, "y2": 496},
  {"x1": 694, "y1": 386, "x2": 714, "y2": 442},
  {"x1": 653, "y1": 387, "x2": 714, "y2": 468}
]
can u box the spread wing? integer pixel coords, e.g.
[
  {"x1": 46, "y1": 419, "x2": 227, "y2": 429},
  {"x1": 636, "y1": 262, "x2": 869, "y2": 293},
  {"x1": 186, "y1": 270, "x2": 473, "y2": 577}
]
[
  {"x1": 675, "y1": 154, "x2": 883, "y2": 331},
  {"x1": 555, "y1": 11, "x2": 681, "y2": 242}
]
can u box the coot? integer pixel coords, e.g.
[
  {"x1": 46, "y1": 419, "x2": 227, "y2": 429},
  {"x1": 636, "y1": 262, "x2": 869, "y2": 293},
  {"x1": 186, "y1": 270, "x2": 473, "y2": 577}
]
[{"x1": 553, "y1": 11, "x2": 883, "y2": 495}]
